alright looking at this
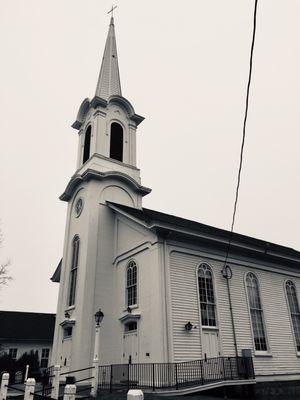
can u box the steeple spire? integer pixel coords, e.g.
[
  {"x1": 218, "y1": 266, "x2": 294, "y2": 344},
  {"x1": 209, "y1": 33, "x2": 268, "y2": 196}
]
[{"x1": 95, "y1": 15, "x2": 122, "y2": 100}]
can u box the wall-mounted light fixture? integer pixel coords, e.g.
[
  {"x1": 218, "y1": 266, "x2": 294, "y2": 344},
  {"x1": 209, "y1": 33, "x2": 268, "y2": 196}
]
[{"x1": 185, "y1": 322, "x2": 193, "y2": 331}]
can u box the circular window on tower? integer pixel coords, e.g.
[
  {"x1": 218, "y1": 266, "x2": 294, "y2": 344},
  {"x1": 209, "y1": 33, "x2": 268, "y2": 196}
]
[{"x1": 74, "y1": 198, "x2": 84, "y2": 218}]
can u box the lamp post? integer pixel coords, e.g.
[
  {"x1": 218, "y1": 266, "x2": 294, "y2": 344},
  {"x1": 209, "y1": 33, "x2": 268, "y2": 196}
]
[
  {"x1": 93, "y1": 309, "x2": 104, "y2": 361},
  {"x1": 91, "y1": 309, "x2": 104, "y2": 398}
]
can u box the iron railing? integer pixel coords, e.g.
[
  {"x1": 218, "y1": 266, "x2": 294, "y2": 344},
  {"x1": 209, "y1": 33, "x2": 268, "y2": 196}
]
[{"x1": 98, "y1": 356, "x2": 254, "y2": 392}]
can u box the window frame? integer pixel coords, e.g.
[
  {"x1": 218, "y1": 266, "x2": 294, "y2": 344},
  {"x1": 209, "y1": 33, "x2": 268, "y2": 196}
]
[
  {"x1": 126, "y1": 260, "x2": 138, "y2": 308},
  {"x1": 9, "y1": 348, "x2": 18, "y2": 360},
  {"x1": 82, "y1": 125, "x2": 92, "y2": 164},
  {"x1": 284, "y1": 279, "x2": 300, "y2": 356},
  {"x1": 197, "y1": 263, "x2": 218, "y2": 329},
  {"x1": 68, "y1": 235, "x2": 80, "y2": 307},
  {"x1": 40, "y1": 348, "x2": 50, "y2": 369},
  {"x1": 109, "y1": 122, "x2": 124, "y2": 162},
  {"x1": 245, "y1": 272, "x2": 270, "y2": 355}
]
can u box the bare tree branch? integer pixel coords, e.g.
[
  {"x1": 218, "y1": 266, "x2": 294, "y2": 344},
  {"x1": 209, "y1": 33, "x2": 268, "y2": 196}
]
[
  {"x1": 0, "y1": 261, "x2": 12, "y2": 286},
  {"x1": 0, "y1": 227, "x2": 12, "y2": 287}
]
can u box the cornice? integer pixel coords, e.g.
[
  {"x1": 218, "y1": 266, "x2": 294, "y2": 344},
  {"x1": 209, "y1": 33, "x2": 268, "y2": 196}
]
[
  {"x1": 60, "y1": 168, "x2": 151, "y2": 202},
  {"x1": 71, "y1": 94, "x2": 145, "y2": 130}
]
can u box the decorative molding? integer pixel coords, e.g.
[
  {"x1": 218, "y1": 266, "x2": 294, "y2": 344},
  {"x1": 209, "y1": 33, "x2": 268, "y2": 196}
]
[{"x1": 60, "y1": 168, "x2": 151, "y2": 202}]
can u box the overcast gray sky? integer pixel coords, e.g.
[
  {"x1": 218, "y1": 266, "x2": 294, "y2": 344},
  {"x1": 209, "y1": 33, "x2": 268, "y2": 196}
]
[{"x1": 0, "y1": 0, "x2": 299, "y2": 313}]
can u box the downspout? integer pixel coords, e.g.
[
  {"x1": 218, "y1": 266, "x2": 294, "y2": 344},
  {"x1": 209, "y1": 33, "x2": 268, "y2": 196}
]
[{"x1": 222, "y1": 265, "x2": 238, "y2": 358}]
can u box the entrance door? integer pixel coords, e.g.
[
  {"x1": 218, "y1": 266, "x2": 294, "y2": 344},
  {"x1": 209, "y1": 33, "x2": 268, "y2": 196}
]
[
  {"x1": 61, "y1": 338, "x2": 72, "y2": 373},
  {"x1": 123, "y1": 332, "x2": 138, "y2": 364},
  {"x1": 202, "y1": 329, "x2": 220, "y2": 359}
]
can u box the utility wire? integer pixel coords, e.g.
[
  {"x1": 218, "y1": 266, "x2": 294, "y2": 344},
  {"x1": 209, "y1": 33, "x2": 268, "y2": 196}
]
[{"x1": 223, "y1": 0, "x2": 258, "y2": 268}]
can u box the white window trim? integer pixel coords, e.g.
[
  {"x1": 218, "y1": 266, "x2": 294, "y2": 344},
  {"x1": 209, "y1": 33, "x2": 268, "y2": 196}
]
[
  {"x1": 125, "y1": 259, "x2": 139, "y2": 309},
  {"x1": 284, "y1": 279, "x2": 300, "y2": 357},
  {"x1": 244, "y1": 271, "x2": 271, "y2": 356}
]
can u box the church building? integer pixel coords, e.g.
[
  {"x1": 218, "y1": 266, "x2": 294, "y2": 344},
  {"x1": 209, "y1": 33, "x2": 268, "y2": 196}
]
[{"x1": 51, "y1": 16, "x2": 300, "y2": 384}]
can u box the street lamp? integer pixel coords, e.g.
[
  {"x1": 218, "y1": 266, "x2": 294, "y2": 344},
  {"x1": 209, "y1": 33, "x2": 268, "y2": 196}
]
[
  {"x1": 94, "y1": 309, "x2": 104, "y2": 326},
  {"x1": 93, "y1": 309, "x2": 104, "y2": 362},
  {"x1": 92, "y1": 309, "x2": 104, "y2": 398}
]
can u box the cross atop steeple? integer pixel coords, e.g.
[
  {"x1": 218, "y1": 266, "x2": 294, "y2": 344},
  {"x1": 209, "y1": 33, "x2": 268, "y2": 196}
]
[
  {"x1": 107, "y1": 5, "x2": 117, "y2": 18},
  {"x1": 95, "y1": 11, "x2": 121, "y2": 100}
]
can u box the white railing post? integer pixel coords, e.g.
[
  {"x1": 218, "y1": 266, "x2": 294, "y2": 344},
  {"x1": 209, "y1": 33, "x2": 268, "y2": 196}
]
[
  {"x1": 0, "y1": 373, "x2": 9, "y2": 400},
  {"x1": 91, "y1": 358, "x2": 99, "y2": 398},
  {"x1": 51, "y1": 365, "x2": 61, "y2": 400},
  {"x1": 24, "y1": 365, "x2": 29, "y2": 382},
  {"x1": 63, "y1": 384, "x2": 76, "y2": 400},
  {"x1": 127, "y1": 389, "x2": 144, "y2": 400},
  {"x1": 24, "y1": 378, "x2": 35, "y2": 400}
]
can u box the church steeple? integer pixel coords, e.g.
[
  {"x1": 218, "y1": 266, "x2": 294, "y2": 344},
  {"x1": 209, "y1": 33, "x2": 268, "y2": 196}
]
[
  {"x1": 95, "y1": 16, "x2": 122, "y2": 100},
  {"x1": 64, "y1": 12, "x2": 151, "y2": 205}
]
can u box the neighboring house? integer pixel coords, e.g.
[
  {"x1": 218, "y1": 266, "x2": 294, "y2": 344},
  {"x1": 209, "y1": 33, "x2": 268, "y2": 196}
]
[
  {"x1": 51, "y1": 15, "x2": 300, "y2": 386},
  {"x1": 0, "y1": 311, "x2": 55, "y2": 369}
]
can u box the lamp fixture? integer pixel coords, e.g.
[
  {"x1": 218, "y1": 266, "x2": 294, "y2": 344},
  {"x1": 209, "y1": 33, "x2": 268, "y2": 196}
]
[
  {"x1": 94, "y1": 309, "x2": 104, "y2": 326},
  {"x1": 185, "y1": 322, "x2": 193, "y2": 331}
]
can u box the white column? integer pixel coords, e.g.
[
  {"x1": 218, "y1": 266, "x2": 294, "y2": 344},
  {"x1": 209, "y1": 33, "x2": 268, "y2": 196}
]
[
  {"x1": 93, "y1": 324, "x2": 100, "y2": 360},
  {"x1": 24, "y1": 378, "x2": 35, "y2": 400},
  {"x1": 91, "y1": 358, "x2": 99, "y2": 398},
  {"x1": 0, "y1": 373, "x2": 9, "y2": 400},
  {"x1": 51, "y1": 365, "x2": 61, "y2": 399},
  {"x1": 63, "y1": 384, "x2": 76, "y2": 400}
]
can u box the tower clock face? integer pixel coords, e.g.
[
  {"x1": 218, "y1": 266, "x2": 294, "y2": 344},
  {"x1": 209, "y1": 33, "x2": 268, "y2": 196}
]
[{"x1": 74, "y1": 198, "x2": 83, "y2": 217}]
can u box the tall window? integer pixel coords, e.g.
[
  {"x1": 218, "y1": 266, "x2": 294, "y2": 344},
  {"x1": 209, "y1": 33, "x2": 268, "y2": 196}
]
[
  {"x1": 110, "y1": 122, "x2": 123, "y2": 162},
  {"x1": 126, "y1": 260, "x2": 137, "y2": 307},
  {"x1": 68, "y1": 235, "x2": 80, "y2": 306},
  {"x1": 9, "y1": 348, "x2": 17, "y2": 360},
  {"x1": 198, "y1": 263, "x2": 216, "y2": 327},
  {"x1": 246, "y1": 272, "x2": 268, "y2": 351},
  {"x1": 83, "y1": 126, "x2": 91, "y2": 164},
  {"x1": 40, "y1": 349, "x2": 50, "y2": 368},
  {"x1": 286, "y1": 280, "x2": 300, "y2": 352}
]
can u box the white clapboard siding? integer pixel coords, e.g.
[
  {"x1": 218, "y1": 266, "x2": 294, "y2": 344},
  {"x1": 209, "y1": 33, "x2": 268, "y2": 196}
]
[
  {"x1": 169, "y1": 250, "x2": 300, "y2": 376},
  {"x1": 170, "y1": 251, "x2": 202, "y2": 362}
]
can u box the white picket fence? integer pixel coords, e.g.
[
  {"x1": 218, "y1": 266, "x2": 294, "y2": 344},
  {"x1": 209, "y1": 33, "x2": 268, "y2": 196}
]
[{"x1": 0, "y1": 371, "x2": 143, "y2": 400}]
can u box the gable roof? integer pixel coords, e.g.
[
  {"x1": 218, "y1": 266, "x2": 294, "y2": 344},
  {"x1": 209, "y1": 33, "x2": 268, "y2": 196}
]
[
  {"x1": 0, "y1": 311, "x2": 55, "y2": 342},
  {"x1": 107, "y1": 202, "x2": 300, "y2": 267}
]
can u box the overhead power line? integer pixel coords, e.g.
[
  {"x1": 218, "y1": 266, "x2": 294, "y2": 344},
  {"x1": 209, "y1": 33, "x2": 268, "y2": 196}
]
[{"x1": 224, "y1": 0, "x2": 259, "y2": 267}]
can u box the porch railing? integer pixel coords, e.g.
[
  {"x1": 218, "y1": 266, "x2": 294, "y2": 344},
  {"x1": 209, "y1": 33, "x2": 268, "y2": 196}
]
[{"x1": 98, "y1": 356, "x2": 254, "y2": 392}]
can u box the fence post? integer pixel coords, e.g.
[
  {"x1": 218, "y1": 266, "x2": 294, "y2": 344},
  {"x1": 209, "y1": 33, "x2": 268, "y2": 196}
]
[
  {"x1": 51, "y1": 365, "x2": 61, "y2": 400},
  {"x1": 222, "y1": 357, "x2": 226, "y2": 380},
  {"x1": 24, "y1": 378, "x2": 35, "y2": 400},
  {"x1": 200, "y1": 360, "x2": 204, "y2": 385},
  {"x1": 152, "y1": 364, "x2": 155, "y2": 392},
  {"x1": 109, "y1": 365, "x2": 113, "y2": 393},
  {"x1": 127, "y1": 389, "x2": 144, "y2": 400},
  {"x1": 127, "y1": 364, "x2": 130, "y2": 392},
  {"x1": 0, "y1": 372, "x2": 9, "y2": 400},
  {"x1": 63, "y1": 384, "x2": 76, "y2": 400},
  {"x1": 175, "y1": 363, "x2": 178, "y2": 390},
  {"x1": 24, "y1": 365, "x2": 29, "y2": 383},
  {"x1": 91, "y1": 358, "x2": 99, "y2": 398}
]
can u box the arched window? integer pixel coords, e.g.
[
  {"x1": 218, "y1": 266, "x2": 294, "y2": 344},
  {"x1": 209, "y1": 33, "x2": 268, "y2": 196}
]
[
  {"x1": 83, "y1": 126, "x2": 91, "y2": 164},
  {"x1": 246, "y1": 272, "x2": 268, "y2": 351},
  {"x1": 286, "y1": 280, "x2": 300, "y2": 351},
  {"x1": 126, "y1": 260, "x2": 137, "y2": 307},
  {"x1": 68, "y1": 235, "x2": 80, "y2": 306},
  {"x1": 198, "y1": 263, "x2": 216, "y2": 327},
  {"x1": 110, "y1": 122, "x2": 123, "y2": 162}
]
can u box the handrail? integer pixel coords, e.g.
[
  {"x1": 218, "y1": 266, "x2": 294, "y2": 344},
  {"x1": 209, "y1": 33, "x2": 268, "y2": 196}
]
[{"x1": 60, "y1": 366, "x2": 95, "y2": 376}]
